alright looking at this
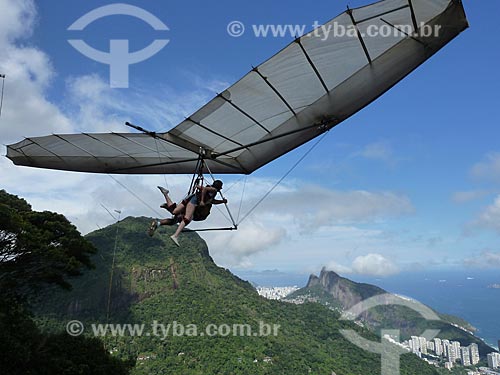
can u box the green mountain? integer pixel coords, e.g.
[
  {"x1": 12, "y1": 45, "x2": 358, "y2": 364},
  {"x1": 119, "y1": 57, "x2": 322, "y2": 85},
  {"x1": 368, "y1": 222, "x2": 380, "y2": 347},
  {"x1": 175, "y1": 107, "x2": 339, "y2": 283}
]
[
  {"x1": 285, "y1": 268, "x2": 494, "y2": 358},
  {"x1": 33, "y1": 216, "x2": 443, "y2": 374}
]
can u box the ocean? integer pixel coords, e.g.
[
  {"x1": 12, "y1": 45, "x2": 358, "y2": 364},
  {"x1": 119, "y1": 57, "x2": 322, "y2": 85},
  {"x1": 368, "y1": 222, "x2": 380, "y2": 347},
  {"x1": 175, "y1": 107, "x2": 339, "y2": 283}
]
[{"x1": 235, "y1": 269, "x2": 500, "y2": 349}]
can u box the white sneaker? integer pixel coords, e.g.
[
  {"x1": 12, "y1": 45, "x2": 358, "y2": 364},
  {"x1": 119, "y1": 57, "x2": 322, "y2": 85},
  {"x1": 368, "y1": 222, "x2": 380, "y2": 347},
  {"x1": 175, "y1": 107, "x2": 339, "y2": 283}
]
[
  {"x1": 157, "y1": 186, "x2": 169, "y2": 195},
  {"x1": 147, "y1": 220, "x2": 158, "y2": 237},
  {"x1": 170, "y1": 235, "x2": 180, "y2": 247}
]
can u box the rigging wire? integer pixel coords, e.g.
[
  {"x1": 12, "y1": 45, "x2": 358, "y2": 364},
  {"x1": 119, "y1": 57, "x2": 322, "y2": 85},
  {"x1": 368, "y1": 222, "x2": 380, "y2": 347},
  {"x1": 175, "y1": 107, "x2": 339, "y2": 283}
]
[
  {"x1": 154, "y1": 136, "x2": 169, "y2": 190},
  {"x1": 204, "y1": 160, "x2": 238, "y2": 228},
  {"x1": 100, "y1": 203, "x2": 118, "y2": 220},
  {"x1": 236, "y1": 175, "x2": 247, "y2": 224},
  {"x1": 237, "y1": 130, "x2": 330, "y2": 226},
  {"x1": 107, "y1": 173, "x2": 163, "y2": 217},
  {"x1": 102, "y1": 207, "x2": 121, "y2": 322},
  {"x1": 222, "y1": 174, "x2": 246, "y2": 194},
  {"x1": 112, "y1": 121, "x2": 328, "y2": 231}
]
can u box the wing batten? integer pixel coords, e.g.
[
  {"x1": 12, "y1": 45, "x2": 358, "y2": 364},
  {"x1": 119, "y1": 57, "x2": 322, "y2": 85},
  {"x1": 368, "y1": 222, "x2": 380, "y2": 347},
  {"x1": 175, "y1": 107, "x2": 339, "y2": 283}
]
[
  {"x1": 82, "y1": 133, "x2": 140, "y2": 162},
  {"x1": 252, "y1": 67, "x2": 297, "y2": 116},
  {"x1": 217, "y1": 93, "x2": 272, "y2": 135},
  {"x1": 294, "y1": 38, "x2": 330, "y2": 95},
  {"x1": 347, "y1": 8, "x2": 374, "y2": 64}
]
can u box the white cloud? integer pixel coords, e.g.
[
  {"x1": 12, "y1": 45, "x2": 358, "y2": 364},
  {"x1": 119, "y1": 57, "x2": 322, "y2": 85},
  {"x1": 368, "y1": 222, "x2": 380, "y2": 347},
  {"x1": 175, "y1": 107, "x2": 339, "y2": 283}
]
[
  {"x1": 324, "y1": 253, "x2": 400, "y2": 277},
  {"x1": 199, "y1": 179, "x2": 413, "y2": 268},
  {"x1": 471, "y1": 152, "x2": 500, "y2": 183},
  {"x1": 0, "y1": 47, "x2": 72, "y2": 142},
  {"x1": 206, "y1": 220, "x2": 287, "y2": 268},
  {"x1": 471, "y1": 195, "x2": 500, "y2": 233},
  {"x1": 0, "y1": 2, "x2": 74, "y2": 144},
  {"x1": 64, "y1": 73, "x2": 227, "y2": 134},
  {"x1": 254, "y1": 184, "x2": 414, "y2": 230},
  {"x1": 452, "y1": 190, "x2": 491, "y2": 203},
  {"x1": 0, "y1": 0, "x2": 36, "y2": 44},
  {"x1": 325, "y1": 261, "x2": 353, "y2": 274},
  {"x1": 351, "y1": 253, "x2": 399, "y2": 276},
  {"x1": 356, "y1": 141, "x2": 394, "y2": 163},
  {"x1": 464, "y1": 251, "x2": 500, "y2": 269}
]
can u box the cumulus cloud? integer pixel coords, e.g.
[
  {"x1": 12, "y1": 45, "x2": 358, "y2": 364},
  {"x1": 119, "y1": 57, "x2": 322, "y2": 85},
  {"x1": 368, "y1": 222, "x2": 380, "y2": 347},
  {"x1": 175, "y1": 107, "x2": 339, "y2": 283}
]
[
  {"x1": 324, "y1": 253, "x2": 400, "y2": 277},
  {"x1": 325, "y1": 260, "x2": 353, "y2": 274},
  {"x1": 452, "y1": 190, "x2": 491, "y2": 203},
  {"x1": 351, "y1": 253, "x2": 400, "y2": 276},
  {"x1": 464, "y1": 251, "x2": 500, "y2": 269},
  {"x1": 470, "y1": 195, "x2": 500, "y2": 233},
  {"x1": 0, "y1": 0, "x2": 36, "y2": 44},
  {"x1": 0, "y1": 49, "x2": 72, "y2": 143},
  {"x1": 249, "y1": 184, "x2": 414, "y2": 230},
  {"x1": 64, "y1": 73, "x2": 228, "y2": 133},
  {"x1": 198, "y1": 179, "x2": 413, "y2": 267},
  {"x1": 355, "y1": 141, "x2": 394, "y2": 163},
  {"x1": 471, "y1": 153, "x2": 500, "y2": 183},
  {"x1": 206, "y1": 221, "x2": 287, "y2": 268}
]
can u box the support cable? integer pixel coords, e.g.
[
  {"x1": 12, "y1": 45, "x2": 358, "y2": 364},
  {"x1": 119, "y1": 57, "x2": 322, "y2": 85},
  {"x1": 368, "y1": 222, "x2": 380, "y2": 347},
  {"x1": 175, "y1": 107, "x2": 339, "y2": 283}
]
[
  {"x1": 154, "y1": 137, "x2": 169, "y2": 190},
  {"x1": 237, "y1": 130, "x2": 330, "y2": 226},
  {"x1": 103, "y1": 207, "x2": 121, "y2": 322},
  {"x1": 107, "y1": 173, "x2": 163, "y2": 217},
  {"x1": 204, "y1": 160, "x2": 238, "y2": 229},
  {"x1": 237, "y1": 176, "x2": 247, "y2": 224}
]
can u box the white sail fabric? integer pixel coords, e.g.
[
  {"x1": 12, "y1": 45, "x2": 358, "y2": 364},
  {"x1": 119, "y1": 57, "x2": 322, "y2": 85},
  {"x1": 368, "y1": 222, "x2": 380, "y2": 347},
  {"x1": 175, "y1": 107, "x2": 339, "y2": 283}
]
[{"x1": 7, "y1": 0, "x2": 468, "y2": 175}]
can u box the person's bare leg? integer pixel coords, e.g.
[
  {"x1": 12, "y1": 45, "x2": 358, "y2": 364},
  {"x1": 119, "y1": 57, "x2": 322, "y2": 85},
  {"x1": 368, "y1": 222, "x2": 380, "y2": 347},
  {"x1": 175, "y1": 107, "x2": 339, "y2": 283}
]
[
  {"x1": 171, "y1": 202, "x2": 196, "y2": 245},
  {"x1": 158, "y1": 186, "x2": 176, "y2": 209},
  {"x1": 172, "y1": 203, "x2": 185, "y2": 216},
  {"x1": 159, "y1": 217, "x2": 177, "y2": 226},
  {"x1": 164, "y1": 194, "x2": 174, "y2": 207}
]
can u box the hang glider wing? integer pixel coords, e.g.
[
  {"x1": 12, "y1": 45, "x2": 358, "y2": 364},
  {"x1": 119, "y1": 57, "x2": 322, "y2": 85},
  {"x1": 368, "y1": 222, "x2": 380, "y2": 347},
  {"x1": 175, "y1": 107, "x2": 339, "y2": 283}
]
[{"x1": 7, "y1": 0, "x2": 468, "y2": 175}]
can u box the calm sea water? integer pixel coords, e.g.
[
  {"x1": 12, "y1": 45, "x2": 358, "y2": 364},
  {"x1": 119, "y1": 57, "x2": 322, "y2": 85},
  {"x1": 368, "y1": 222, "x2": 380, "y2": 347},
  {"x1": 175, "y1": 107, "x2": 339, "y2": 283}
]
[
  {"x1": 236, "y1": 269, "x2": 500, "y2": 348},
  {"x1": 357, "y1": 270, "x2": 500, "y2": 349}
]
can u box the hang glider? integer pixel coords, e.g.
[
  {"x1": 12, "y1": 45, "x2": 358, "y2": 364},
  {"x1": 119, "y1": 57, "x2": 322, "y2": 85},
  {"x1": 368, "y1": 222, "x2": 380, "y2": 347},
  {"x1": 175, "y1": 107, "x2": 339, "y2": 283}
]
[{"x1": 7, "y1": 0, "x2": 468, "y2": 175}]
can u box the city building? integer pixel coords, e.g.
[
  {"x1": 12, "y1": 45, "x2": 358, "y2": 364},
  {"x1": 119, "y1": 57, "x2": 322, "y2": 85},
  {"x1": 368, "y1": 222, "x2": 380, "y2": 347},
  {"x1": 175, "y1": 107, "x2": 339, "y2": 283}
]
[
  {"x1": 461, "y1": 346, "x2": 471, "y2": 366},
  {"x1": 256, "y1": 286, "x2": 299, "y2": 300},
  {"x1": 488, "y1": 352, "x2": 500, "y2": 369},
  {"x1": 434, "y1": 338, "x2": 443, "y2": 356},
  {"x1": 469, "y1": 343, "x2": 480, "y2": 365},
  {"x1": 403, "y1": 335, "x2": 482, "y2": 370},
  {"x1": 419, "y1": 337, "x2": 428, "y2": 355}
]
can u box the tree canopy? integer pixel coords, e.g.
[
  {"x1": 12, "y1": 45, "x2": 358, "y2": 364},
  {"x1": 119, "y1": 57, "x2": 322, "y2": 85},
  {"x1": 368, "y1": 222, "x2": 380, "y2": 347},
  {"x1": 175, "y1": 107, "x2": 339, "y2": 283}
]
[
  {"x1": 0, "y1": 189, "x2": 95, "y2": 296},
  {"x1": 0, "y1": 190, "x2": 132, "y2": 375}
]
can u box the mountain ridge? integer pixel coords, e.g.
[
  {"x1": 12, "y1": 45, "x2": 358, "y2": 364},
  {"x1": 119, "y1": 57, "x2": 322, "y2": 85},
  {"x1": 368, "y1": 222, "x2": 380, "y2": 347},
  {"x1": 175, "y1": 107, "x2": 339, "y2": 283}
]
[
  {"x1": 285, "y1": 267, "x2": 493, "y2": 358},
  {"x1": 33, "y1": 216, "x2": 442, "y2": 374}
]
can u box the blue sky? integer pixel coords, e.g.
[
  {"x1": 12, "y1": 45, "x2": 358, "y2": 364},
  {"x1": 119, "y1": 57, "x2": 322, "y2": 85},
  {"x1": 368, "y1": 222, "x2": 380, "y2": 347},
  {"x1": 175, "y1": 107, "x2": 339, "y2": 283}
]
[{"x1": 1, "y1": 0, "x2": 500, "y2": 277}]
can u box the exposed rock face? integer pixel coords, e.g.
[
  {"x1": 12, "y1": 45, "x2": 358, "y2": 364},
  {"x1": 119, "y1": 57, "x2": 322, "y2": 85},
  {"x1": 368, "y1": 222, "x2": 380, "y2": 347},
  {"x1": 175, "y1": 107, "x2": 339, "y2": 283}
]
[
  {"x1": 306, "y1": 274, "x2": 320, "y2": 287},
  {"x1": 307, "y1": 267, "x2": 385, "y2": 310}
]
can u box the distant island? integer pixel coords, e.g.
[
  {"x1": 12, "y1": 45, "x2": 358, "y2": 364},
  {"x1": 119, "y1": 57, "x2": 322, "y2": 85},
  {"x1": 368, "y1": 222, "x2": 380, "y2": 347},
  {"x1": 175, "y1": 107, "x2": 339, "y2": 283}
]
[{"x1": 488, "y1": 284, "x2": 500, "y2": 289}]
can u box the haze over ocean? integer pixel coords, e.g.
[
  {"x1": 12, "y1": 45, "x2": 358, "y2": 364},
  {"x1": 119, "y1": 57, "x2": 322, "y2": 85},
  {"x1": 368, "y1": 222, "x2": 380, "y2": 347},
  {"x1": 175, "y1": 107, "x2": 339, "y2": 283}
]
[{"x1": 236, "y1": 269, "x2": 500, "y2": 349}]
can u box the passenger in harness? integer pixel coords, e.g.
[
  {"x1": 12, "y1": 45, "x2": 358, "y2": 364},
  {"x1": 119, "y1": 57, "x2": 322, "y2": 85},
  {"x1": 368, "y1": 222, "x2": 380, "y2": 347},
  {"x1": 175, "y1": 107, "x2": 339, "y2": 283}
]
[{"x1": 148, "y1": 180, "x2": 227, "y2": 246}]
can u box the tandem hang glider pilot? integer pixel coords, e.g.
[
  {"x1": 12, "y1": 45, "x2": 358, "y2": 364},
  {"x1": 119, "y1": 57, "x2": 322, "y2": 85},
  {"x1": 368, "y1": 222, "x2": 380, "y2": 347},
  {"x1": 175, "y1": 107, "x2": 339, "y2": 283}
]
[{"x1": 6, "y1": 0, "x2": 469, "y2": 245}]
